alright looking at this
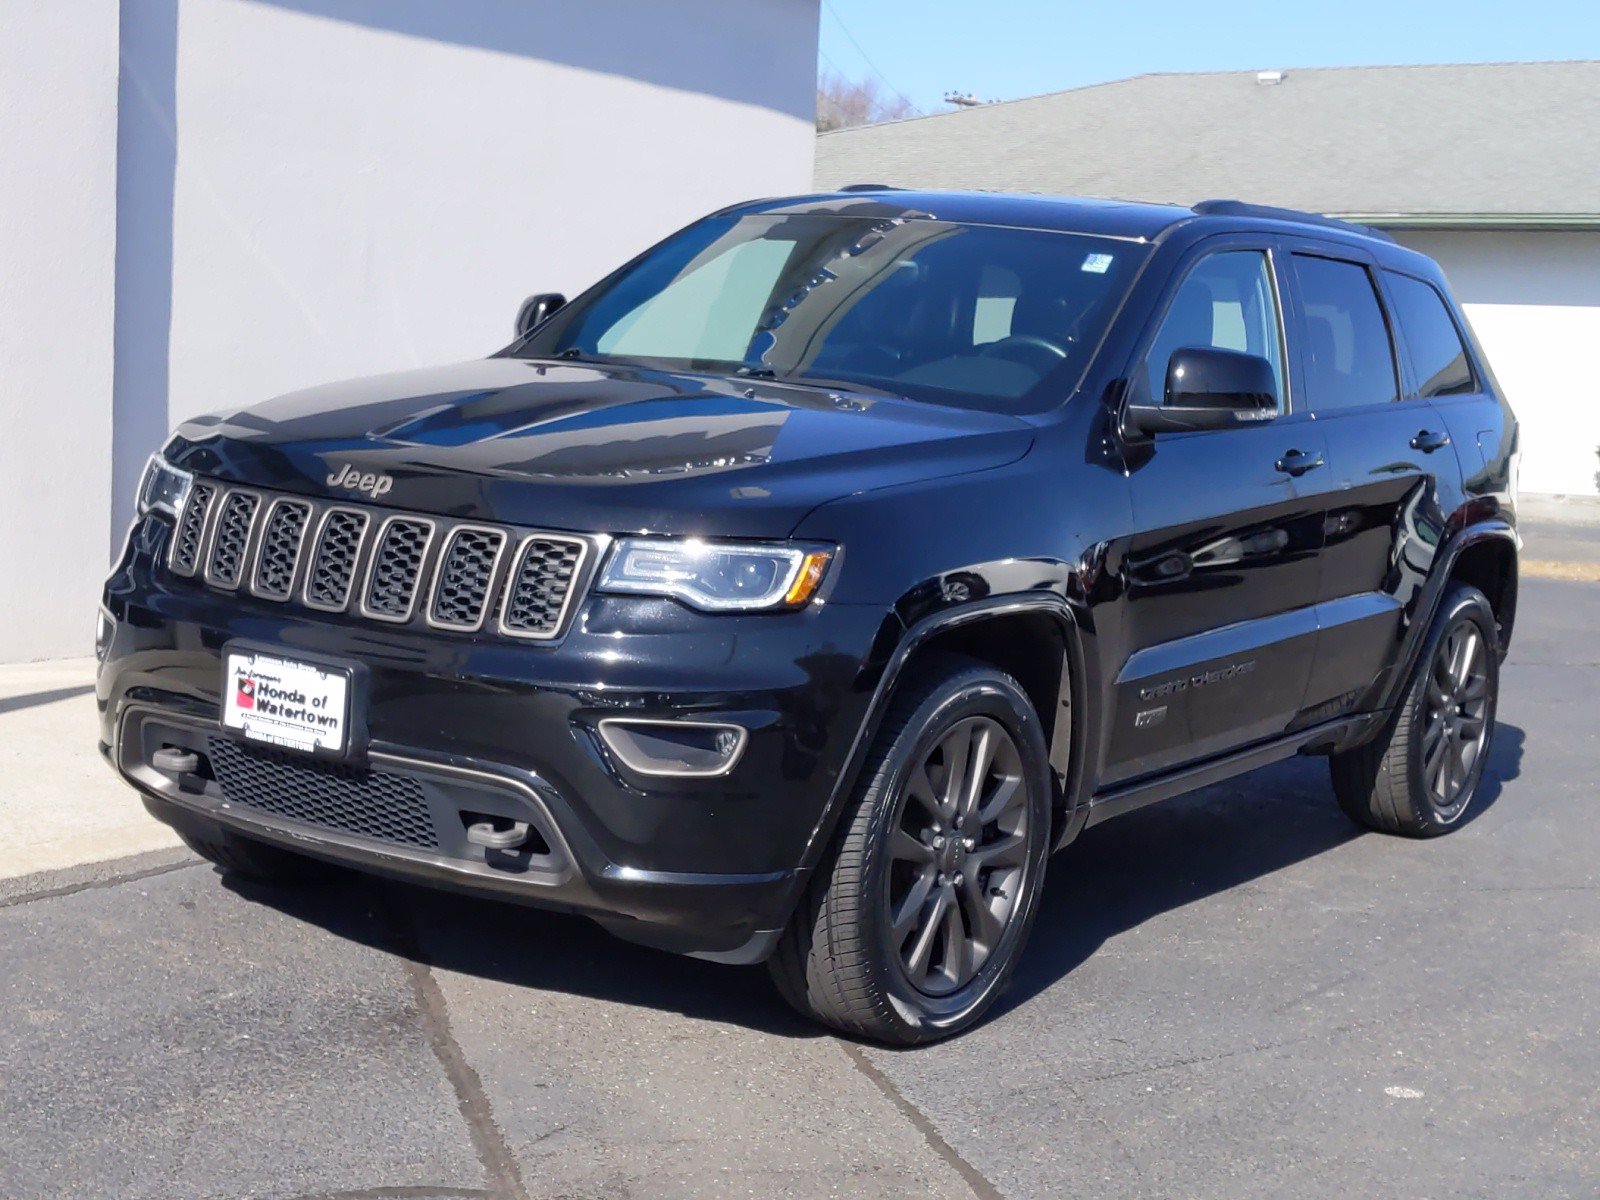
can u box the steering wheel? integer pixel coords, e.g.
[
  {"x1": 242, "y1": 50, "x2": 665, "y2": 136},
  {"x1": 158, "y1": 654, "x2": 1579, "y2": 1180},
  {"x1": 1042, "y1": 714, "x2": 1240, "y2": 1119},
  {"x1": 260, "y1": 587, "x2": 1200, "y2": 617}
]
[{"x1": 979, "y1": 333, "x2": 1069, "y2": 376}]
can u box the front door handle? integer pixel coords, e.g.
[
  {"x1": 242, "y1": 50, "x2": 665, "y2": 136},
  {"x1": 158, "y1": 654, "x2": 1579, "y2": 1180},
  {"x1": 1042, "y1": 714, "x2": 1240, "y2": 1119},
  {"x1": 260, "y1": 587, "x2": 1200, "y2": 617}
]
[
  {"x1": 1275, "y1": 448, "x2": 1325, "y2": 477},
  {"x1": 1410, "y1": 428, "x2": 1452, "y2": 453}
]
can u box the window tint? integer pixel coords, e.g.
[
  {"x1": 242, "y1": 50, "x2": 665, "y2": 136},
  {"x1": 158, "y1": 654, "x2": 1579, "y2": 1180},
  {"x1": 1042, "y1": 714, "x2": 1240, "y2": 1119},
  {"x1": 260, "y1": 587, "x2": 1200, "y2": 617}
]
[
  {"x1": 1139, "y1": 250, "x2": 1285, "y2": 408},
  {"x1": 1292, "y1": 255, "x2": 1399, "y2": 411},
  {"x1": 598, "y1": 237, "x2": 793, "y2": 362},
  {"x1": 528, "y1": 214, "x2": 1147, "y2": 413},
  {"x1": 1383, "y1": 272, "x2": 1476, "y2": 398}
]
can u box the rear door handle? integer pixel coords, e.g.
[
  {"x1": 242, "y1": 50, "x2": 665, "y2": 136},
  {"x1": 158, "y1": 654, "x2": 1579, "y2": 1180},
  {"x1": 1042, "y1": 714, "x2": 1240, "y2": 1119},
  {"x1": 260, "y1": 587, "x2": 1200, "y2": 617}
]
[
  {"x1": 1275, "y1": 448, "x2": 1325, "y2": 477},
  {"x1": 1410, "y1": 428, "x2": 1452, "y2": 453}
]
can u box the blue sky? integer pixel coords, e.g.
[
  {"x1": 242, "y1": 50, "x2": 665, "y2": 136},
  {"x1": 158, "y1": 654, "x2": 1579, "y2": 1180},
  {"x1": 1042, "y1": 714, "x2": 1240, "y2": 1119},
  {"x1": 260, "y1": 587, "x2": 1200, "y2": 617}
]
[{"x1": 818, "y1": 0, "x2": 1600, "y2": 115}]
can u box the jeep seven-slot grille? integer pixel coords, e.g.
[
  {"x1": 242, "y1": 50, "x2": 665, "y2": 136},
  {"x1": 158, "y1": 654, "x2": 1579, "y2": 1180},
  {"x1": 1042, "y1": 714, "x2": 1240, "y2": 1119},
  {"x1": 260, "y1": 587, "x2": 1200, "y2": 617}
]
[
  {"x1": 362, "y1": 518, "x2": 433, "y2": 620},
  {"x1": 431, "y1": 527, "x2": 506, "y2": 630},
  {"x1": 206, "y1": 491, "x2": 261, "y2": 588},
  {"x1": 207, "y1": 735, "x2": 439, "y2": 849},
  {"x1": 167, "y1": 479, "x2": 588, "y2": 641},
  {"x1": 502, "y1": 538, "x2": 587, "y2": 636},
  {"x1": 170, "y1": 481, "x2": 218, "y2": 576},
  {"x1": 252, "y1": 500, "x2": 311, "y2": 599},
  {"x1": 305, "y1": 509, "x2": 370, "y2": 611}
]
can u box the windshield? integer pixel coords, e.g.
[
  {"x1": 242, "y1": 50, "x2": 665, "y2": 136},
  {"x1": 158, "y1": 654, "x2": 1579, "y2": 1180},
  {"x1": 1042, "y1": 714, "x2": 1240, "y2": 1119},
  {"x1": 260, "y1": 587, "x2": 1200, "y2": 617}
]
[{"x1": 513, "y1": 214, "x2": 1147, "y2": 413}]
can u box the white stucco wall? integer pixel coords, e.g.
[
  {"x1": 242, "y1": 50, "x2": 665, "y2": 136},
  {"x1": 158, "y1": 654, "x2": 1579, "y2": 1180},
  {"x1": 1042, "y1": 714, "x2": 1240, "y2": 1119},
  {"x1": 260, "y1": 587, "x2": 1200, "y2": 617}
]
[
  {"x1": 0, "y1": 1, "x2": 121, "y2": 663},
  {"x1": 2, "y1": 0, "x2": 817, "y2": 663},
  {"x1": 1393, "y1": 229, "x2": 1600, "y2": 497},
  {"x1": 157, "y1": 0, "x2": 818, "y2": 461}
]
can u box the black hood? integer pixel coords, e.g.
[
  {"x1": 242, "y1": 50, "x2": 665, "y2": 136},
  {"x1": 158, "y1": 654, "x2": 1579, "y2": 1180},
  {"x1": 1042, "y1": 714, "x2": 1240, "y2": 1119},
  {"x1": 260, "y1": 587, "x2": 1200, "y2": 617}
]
[{"x1": 168, "y1": 358, "x2": 1035, "y2": 538}]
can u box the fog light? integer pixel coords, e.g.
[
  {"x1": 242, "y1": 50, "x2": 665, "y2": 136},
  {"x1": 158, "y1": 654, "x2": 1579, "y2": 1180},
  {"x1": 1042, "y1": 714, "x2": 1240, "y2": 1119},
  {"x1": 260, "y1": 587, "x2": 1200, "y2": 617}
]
[{"x1": 597, "y1": 719, "x2": 748, "y2": 778}]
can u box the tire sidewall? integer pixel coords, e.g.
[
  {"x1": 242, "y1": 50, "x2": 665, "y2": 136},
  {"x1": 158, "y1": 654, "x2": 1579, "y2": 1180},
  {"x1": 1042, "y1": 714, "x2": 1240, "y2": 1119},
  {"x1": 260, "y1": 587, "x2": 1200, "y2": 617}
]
[
  {"x1": 860, "y1": 668, "x2": 1052, "y2": 1040},
  {"x1": 1407, "y1": 586, "x2": 1499, "y2": 830}
]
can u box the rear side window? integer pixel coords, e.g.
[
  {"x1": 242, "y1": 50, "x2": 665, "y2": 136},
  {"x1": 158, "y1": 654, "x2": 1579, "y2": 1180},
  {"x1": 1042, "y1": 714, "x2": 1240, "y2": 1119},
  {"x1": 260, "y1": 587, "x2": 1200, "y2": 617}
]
[
  {"x1": 1383, "y1": 272, "x2": 1476, "y2": 397},
  {"x1": 1292, "y1": 255, "x2": 1399, "y2": 411}
]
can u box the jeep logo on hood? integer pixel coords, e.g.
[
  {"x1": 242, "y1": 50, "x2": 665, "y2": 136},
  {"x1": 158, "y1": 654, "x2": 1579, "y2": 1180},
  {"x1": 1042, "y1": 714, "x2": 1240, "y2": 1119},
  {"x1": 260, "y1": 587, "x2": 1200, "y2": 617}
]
[{"x1": 325, "y1": 463, "x2": 394, "y2": 500}]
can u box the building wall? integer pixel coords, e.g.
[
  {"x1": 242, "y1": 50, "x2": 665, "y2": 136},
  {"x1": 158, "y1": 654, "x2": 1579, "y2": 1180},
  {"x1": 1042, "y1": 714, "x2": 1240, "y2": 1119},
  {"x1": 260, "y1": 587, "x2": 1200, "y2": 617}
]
[
  {"x1": 3, "y1": 0, "x2": 819, "y2": 663},
  {"x1": 1393, "y1": 230, "x2": 1600, "y2": 497},
  {"x1": 0, "y1": 1, "x2": 121, "y2": 664}
]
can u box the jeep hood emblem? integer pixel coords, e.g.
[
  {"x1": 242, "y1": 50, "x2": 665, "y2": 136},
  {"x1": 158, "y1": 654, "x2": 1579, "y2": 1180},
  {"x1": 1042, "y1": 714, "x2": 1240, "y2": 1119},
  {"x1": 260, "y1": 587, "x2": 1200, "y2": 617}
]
[{"x1": 325, "y1": 463, "x2": 394, "y2": 500}]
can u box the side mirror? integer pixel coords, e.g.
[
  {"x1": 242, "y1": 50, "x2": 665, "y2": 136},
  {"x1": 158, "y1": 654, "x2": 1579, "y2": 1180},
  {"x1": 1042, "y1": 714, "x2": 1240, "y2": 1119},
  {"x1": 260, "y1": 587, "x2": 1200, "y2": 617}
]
[
  {"x1": 514, "y1": 292, "x2": 566, "y2": 339},
  {"x1": 1124, "y1": 345, "x2": 1279, "y2": 437}
]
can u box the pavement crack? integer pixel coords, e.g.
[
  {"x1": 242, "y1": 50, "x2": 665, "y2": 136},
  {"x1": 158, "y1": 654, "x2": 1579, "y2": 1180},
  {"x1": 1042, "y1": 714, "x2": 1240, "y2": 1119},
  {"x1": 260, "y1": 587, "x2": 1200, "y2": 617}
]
[
  {"x1": 839, "y1": 1041, "x2": 1006, "y2": 1200},
  {"x1": 0, "y1": 855, "x2": 199, "y2": 909},
  {"x1": 375, "y1": 887, "x2": 530, "y2": 1200}
]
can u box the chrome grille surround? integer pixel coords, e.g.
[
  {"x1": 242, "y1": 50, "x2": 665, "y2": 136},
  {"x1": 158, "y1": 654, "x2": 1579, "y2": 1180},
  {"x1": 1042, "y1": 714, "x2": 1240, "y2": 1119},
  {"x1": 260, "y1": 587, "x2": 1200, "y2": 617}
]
[
  {"x1": 427, "y1": 525, "x2": 509, "y2": 632},
  {"x1": 359, "y1": 516, "x2": 436, "y2": 623},
  {"x1": 303, "y1": 507, "x2": 372, "y2": 613},
  {"x1": 203, "y1": 489, "x2": 263, "y2": 590},
  {"x1": 168, "y1": 480, "x2": 219, "y2": 577},
  {"x1": 498, "y1": 534, "x2": 590, "y2": 640},
  {"x1": 249, "y1": 498, "x2": 313, "y2": 601},
  {"x1": 167, "y1": 478, "x2": 592, "y2": 641}
]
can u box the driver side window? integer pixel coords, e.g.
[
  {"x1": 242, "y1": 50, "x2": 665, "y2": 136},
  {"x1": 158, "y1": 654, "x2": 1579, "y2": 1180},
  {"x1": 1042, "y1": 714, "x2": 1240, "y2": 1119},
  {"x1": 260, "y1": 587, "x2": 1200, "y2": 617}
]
[{"x1": 1140, "y1": 250, "x2": 1287, "y2": 409}]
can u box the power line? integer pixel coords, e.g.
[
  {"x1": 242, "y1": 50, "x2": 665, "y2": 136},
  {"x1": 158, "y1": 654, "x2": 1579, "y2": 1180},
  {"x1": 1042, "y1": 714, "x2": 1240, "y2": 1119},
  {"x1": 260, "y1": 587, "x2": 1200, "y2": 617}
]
[{"x1": 821, "y1": 0, "x2": 922, "y2": 114}]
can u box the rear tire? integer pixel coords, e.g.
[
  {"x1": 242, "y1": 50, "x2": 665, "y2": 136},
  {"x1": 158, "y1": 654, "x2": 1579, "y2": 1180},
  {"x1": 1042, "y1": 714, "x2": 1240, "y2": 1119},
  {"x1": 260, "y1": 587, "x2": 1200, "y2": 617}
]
[
  {"x1": 770, "y1": 655, "x2": 1052, "y2": 1045},
  {"x1": 1330, "y1": 583, "x2": 1499, "y2": 837},
  {"x1": 179, "y1": 827, "x2": 343, "y2": 884}
]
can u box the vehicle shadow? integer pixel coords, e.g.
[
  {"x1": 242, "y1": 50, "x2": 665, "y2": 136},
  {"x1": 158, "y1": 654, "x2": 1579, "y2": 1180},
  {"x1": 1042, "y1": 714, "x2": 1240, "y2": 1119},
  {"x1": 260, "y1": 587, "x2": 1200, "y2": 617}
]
[
  {"x1": 224, "y1": 721, "x2": 1525, "y2": 1041},
  {"x1": 995, "y1": 719, "x2": 1524, "y2": 1018}
]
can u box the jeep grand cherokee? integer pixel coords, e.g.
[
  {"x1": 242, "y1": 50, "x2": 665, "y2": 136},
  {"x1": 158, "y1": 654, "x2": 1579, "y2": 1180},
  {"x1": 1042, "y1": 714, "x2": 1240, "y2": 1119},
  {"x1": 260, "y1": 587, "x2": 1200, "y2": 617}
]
[{"x1": 100, "y1": 191, "x2": 1518, "y2": 1043}]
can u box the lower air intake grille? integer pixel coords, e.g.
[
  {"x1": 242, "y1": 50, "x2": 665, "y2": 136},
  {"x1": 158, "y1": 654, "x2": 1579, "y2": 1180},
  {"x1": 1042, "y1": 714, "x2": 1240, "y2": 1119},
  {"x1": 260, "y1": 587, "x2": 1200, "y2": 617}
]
[
  {"x1": 305, "y1": 509, "x2": 370, "y2": 611},
  {"x1": 363, "y1": 517, "x2": 433, "y2": 620},
  {"x1": 170, "y1": 481, "x2": 218, "y2": 576},
  {"x1": 252, "y1": 500, "x2": 311, "y2": 600},
  {"x1": 430, "y1": 527, "x2": 506, "y2": 630},
  {"x1": 207, "y1": 491, "x2": 261, "y2": 588},
  {"x1": 500, "y1": 537, "x2": 586, "y2": 638},
  {"x1": 207, "y1": 736, "x2": 439, "y2": 849}
]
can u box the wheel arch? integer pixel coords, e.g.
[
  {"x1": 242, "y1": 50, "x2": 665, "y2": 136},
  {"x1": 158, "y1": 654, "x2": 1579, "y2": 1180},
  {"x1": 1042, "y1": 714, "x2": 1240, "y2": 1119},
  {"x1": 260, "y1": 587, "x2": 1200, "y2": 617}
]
[
  {"x1": 1447, "y1": 531, "x2": 1518, "y2": 655},
  {"x1": 1367, "y1": 520, "x2": 1518, "y2": 731},
  {"x1": 795, "y1": 594, "x2": 1096, "y2": 895}
]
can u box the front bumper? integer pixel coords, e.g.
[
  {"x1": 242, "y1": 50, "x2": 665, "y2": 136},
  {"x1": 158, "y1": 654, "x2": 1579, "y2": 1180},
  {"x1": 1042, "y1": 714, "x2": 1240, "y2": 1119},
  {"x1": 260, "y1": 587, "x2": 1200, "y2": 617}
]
[{"x1": 101, "y1": 517, "x2": 887, "y2": 961}]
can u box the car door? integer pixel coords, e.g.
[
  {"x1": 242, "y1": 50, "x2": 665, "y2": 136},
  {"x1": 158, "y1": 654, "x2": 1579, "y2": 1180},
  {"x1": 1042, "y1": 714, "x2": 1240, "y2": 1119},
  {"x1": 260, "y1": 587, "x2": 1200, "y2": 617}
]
[
  {"x1": 1281, "y1": 242, "x2": 1458, "y2": 719},
  {"x1": 1103, "y1": 239, "x2": 1330, "y2": 786}
]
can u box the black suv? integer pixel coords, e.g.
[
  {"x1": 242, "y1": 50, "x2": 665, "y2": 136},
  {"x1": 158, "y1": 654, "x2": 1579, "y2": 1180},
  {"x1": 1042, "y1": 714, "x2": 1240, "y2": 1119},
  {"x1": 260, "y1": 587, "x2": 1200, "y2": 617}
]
[{"x1": 100, "y1": 191, "x2": 1518, "y2": 1044}]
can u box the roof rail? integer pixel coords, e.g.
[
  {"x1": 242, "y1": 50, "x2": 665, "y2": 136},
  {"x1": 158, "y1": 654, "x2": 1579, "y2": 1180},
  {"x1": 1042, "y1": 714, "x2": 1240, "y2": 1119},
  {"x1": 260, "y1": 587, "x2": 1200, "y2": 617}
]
[
  {"x1": 837, "y1": 183, "x2": 904, "y2": 193},
  {"x1": 1192, "y1": 199, "x2": 1396, "y2": 243}
]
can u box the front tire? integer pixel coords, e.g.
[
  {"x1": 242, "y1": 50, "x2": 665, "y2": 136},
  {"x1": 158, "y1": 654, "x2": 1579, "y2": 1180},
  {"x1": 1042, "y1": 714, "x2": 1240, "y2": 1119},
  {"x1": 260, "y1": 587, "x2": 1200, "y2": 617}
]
[
  {"x1": 770, "y1": 655, "x2": 1052, "y2": 1045},
  {"x1": 1330, "y1": 583, "x2": 1499, "y2": 837}
]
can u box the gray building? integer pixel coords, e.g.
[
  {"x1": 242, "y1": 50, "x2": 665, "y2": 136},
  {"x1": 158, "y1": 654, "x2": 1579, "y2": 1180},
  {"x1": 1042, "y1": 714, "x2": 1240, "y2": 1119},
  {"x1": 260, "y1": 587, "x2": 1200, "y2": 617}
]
[{"x1": 816, "y1": 61, "x2": 1600, "y2": 497}]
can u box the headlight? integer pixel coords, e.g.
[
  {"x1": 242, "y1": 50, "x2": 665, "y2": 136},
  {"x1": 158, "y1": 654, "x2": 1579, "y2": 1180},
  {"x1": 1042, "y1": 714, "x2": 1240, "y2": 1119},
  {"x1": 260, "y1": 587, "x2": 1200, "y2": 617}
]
[
  {"x1": 136, "y1": 452, "x2": 193, "y2": 519},
  {"x1": 598, "y1": 538, "x2": 832, "y2": 612}
]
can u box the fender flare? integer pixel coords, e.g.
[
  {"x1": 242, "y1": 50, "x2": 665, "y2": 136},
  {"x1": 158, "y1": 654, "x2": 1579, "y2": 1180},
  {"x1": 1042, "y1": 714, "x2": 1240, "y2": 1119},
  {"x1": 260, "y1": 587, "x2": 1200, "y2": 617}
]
[
  {"x1": 788, "y1": 592, "x2": 1097, "y2": 907},
  {"x1": 1370, "y1": 519, "x2": 1518, "y2": 721}
]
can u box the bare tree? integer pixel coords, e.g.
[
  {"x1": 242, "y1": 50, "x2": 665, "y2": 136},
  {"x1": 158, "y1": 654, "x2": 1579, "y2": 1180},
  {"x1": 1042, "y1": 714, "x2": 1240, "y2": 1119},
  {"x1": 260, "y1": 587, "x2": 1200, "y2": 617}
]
[{"x1": 816, "y1": 68, "x2": 917, "y2": 131}]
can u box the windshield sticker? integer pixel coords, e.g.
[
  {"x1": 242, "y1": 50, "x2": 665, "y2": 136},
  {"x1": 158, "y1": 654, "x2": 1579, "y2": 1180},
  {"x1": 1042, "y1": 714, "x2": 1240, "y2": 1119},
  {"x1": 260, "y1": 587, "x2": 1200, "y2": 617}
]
[{"x1": 1081, "y1": 252, "x2": 1115, "y2": 274}]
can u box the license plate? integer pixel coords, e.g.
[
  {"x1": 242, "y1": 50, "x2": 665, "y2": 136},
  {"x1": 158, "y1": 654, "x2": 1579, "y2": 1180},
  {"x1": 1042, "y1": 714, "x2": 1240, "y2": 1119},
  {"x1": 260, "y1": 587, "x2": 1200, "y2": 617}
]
[{"x1": 222, "y1": 650, "x2": 352, "y2": 755}]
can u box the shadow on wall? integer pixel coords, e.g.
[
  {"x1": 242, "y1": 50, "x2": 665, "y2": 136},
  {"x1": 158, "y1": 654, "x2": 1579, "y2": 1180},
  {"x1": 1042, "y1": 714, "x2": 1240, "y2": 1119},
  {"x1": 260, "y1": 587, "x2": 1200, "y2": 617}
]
[
  {"x1": 253, "y1": 0, "x2": 817, "y2": 119},
  {"x1": 110, "y1": 0, "x2": 178, "y2": 557},
  {"x1": 106, "y1": 0, "x2": 818, "y2": 552}
]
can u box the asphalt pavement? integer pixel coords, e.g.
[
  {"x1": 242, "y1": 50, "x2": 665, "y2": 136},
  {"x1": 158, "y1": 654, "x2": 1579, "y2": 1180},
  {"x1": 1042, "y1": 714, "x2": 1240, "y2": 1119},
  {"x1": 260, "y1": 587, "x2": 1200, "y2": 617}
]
[{"x1": 2, "y1": 576, "x2": 1596, "y2": 1199}]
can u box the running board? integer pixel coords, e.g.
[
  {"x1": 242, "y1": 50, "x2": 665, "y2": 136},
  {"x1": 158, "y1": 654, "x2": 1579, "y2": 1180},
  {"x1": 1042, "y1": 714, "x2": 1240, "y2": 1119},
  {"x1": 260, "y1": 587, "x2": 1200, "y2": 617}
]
[{"x1": 1084, "y1": 716, "x2": 1362, "y2": 828}]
